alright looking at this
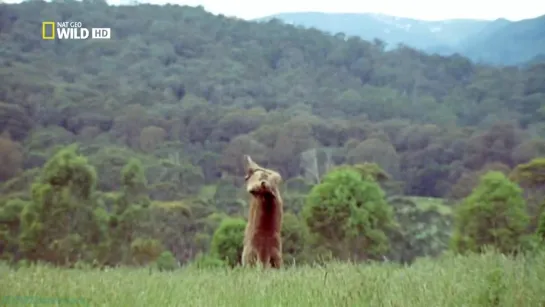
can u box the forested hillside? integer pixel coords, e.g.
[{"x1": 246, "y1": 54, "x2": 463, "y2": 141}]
[
  {"x1": 259, "y1": 12, "x2": 545, "y2": 65},
  {"x1": 1, "y1": 1, "x2": 545, "y2": 267}
]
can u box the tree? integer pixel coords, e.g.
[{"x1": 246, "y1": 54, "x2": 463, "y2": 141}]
[
  {"x1": 509, "y1": 157, "x2": 545, "y2": 231},
  {"x1": 387, "y1": 196, "x2": 452, "y2": 263},
  {"x1": 281, "y1": 212, "x2": 310, "y2": 265},
  {"x1": 0, "y1": 132, "x2": 23, "y2": 182},
  {"x1": 213, "y1": 180, "x2": 245, "y2": 215},
  {"x1": 107, "y1": 158, "x2": 151, "y2": 264},
  {"x1": 139, "y1": 125, "x2": 166, "y2": 153},
  {"x1": 303, "y1": 166, "x2": 396, "y2": 261},
  {"x1": 334, "y1": 163, "x2": 390, "y2": 181},
  {"x1": 130, "y1": 237, "x2": 164, "y2": 265},
  {"x1": 111, "y1": 104, "x2": 150, "y2": 149},
  {"x1": 451, "y1": 171, "x2": 529, "y2": 254},
  {"x1": 0, "y1": 198, "x2": 28, "y2": 261},
  {"x1": 448, "y1": 162, "x2": 511, "y2": 200},
  {"x1": 3, "y1": 0, "x2": 545, "y2": 267},
  {"x1": 347, "y1": 138, "x2": 400, "y2": 178},
  {"x1": 0, "y1": 102, "x2": 33, "y2": 141},
  {"x1": 209, "y1": 217, "x2": 246, "y2": 267},
  {"x1": 18, "y1": 145, "x2": 106, "y2": 265},
  {"x1": 537, "y1": 210, "x2": 545, "y2": 242},
  {"x1": 219, "y1": 134, "x2": 268, "y2": 176},
  {"x1": 270, "y1": 118, "x2": 317, "y2": 177}
]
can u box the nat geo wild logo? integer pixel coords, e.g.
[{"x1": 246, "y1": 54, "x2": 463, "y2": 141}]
[{"x1": 42, "y1": 21, "x2": 111, "y2": 40}]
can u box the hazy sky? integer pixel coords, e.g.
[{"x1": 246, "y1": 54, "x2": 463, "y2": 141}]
[
  {"x1": 109, "y1": 0, "x2": 545, "y2": 21},
  {"x1": 5, "y1": 0, "x2": 544, "y2": 21}
]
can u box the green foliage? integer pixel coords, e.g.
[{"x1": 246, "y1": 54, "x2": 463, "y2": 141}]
[
  {"x1": 0, "y1": 132, "x2": 23, "y2": 182},
  {"x1": 448, "y1": 162, "x2": 511, "y2": 200},
  {"x1": 107, "y1": 158, "x2": 151, "y2": 265},
  {"x1": 451, "y1": 171, "x2": 530, "y2": 254},
  {"x1": 510, "y1": 157, "x2": 545, "y2": 188},
  {"x1": 149, "y1": 159, "x2": 205, "y2": 197},
  {"x1": 1, "y1": 2, "x2": 543, "y2": 201},
  {"x1": 510, "y1": 158, "x2": 545, "y2": 231},
  {"x1": 39, "y1": 144, "x2": 97, "y2": 198},
  {"x1": 212, "y1": 180, "x2": 245, "y2": 214},
  {"x1": 303, "y1": 166, "x2": 396, "y2": 260},
  {"x1": 1, "y1": 1, "x2": 545, "y2": 267},
  {"x1": 537, "y1": 209, "x2": 545, "y2": 242},
  {"x1": 191, "y1": 252, "x2": 227, "y2": 269},
  {"x1": 281, "y1": 212, "x2": 310, "y2": 265},
  {"x1": 17, "y1": 145, "x2": 104, "y2": 265},
  {"x1": 477, "y1": 261, "x2": 508, "y2": 306},
  {"x1": 0, "y1": 198, "x2": 28, "y2": 260},
  {"x1": 130, "y1": 238, "x2": 163, "y2": 265},
  {"x1": 1, "y1": 168, "x2": 40, "y2": 195},
  {"x1": 388, "y1": 196, "x2": 452, "y2": 263},
  {"x1": 210, "y1": 217, "x2": 246, "y2": 267},
  {"x1": 0, "y1": 102, "x2": 33, "y2": 142},
  {"x1": 333, "y1": 163, "x2": 390, "y2": 182},
  {"x1": 155, "y1": 251, "x2": 178, "y2": 271},
  {"x1": 121, "y1": 158, "x2": 147, "y2": 194},
  {"x1": 0, "y1": 198, "x2": 27, "y2": 223},
  {"x1": 284, "y1": 177, "x2": 313, "y2": 194},
  {"x1": 86, "y1": 146, "x2": 142, "y2": 192}
]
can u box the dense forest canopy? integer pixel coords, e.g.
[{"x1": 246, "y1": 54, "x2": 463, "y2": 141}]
[{"x1": 0, "y1": 0, "x2": 545, "y2": 266}]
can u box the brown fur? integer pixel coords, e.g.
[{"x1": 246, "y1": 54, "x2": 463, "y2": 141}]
[{"x1": 241, "y1": 155, "x2": 284, "y2": 269}]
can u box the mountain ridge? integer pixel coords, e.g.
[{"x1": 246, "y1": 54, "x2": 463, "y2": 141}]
[{"x1": 254, "y1": 12, "x2": 545, "y2": 65}]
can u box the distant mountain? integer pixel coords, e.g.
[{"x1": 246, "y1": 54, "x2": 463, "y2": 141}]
[
  {"x1": 460, "y1": 15, "x2": 545, "y2": 66},
  {"x1": 255, "y1": 12, "x2": 488, "y2": 52},
  {"x1": 457, "y1": 18, "x2": 511, "y2": 48},
  {"x1": 255, "y1": 12, "x2": 545, "y2": 66},
  {"x1": 525, "y1": 54, "x2": 545, "y2": 67}
]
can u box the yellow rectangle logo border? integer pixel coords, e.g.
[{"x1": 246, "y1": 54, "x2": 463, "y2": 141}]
[{"x1": 42, "y1": 21, "x2": 55, "y2": 40}]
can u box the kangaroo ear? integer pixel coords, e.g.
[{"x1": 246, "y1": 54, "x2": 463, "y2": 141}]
[{"x1": 243, "y1": 155, "x2": 259, "y2": 172}]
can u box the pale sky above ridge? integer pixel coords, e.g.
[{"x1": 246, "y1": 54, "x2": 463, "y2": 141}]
[
  {"x1": 115, "y1": 0, "x2": 545, "y2": 21},
  {"x1": 6, "y1": 0, "x2": 545, "y2": 21}
]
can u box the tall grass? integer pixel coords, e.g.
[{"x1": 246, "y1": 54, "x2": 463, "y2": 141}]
[{"x1": 1, "y1": 250, "x2": 544, "y2": 307}]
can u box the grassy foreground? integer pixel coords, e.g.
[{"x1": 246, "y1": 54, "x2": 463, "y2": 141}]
[{"x1": 1, "y1": 251, "x2": 544, "y2": 307}]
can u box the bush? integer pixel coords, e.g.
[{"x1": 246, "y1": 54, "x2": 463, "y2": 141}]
[
  {"x1": 303, "y1": 166, "x2": 396, "y2": 261},
  {"x1": 130, "y1": 238, "x2": 163, "y2": 265},
  {"x1": 210, "y1": 217, "x2": 246, "y2": 267},
  {"x1": 451, "y1": 171, "x2": 530, "y2": 254},
  {"x1": 191, "y1": 253, "x2": 227, "y2": 269},
  {"x1": 155, "y1": 251, "x2": 177, "y2": 271}
]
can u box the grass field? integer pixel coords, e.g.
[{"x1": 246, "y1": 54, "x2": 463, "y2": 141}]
[{"x1": 1, "y1": 251, "x2": 544, "y2": 307}]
